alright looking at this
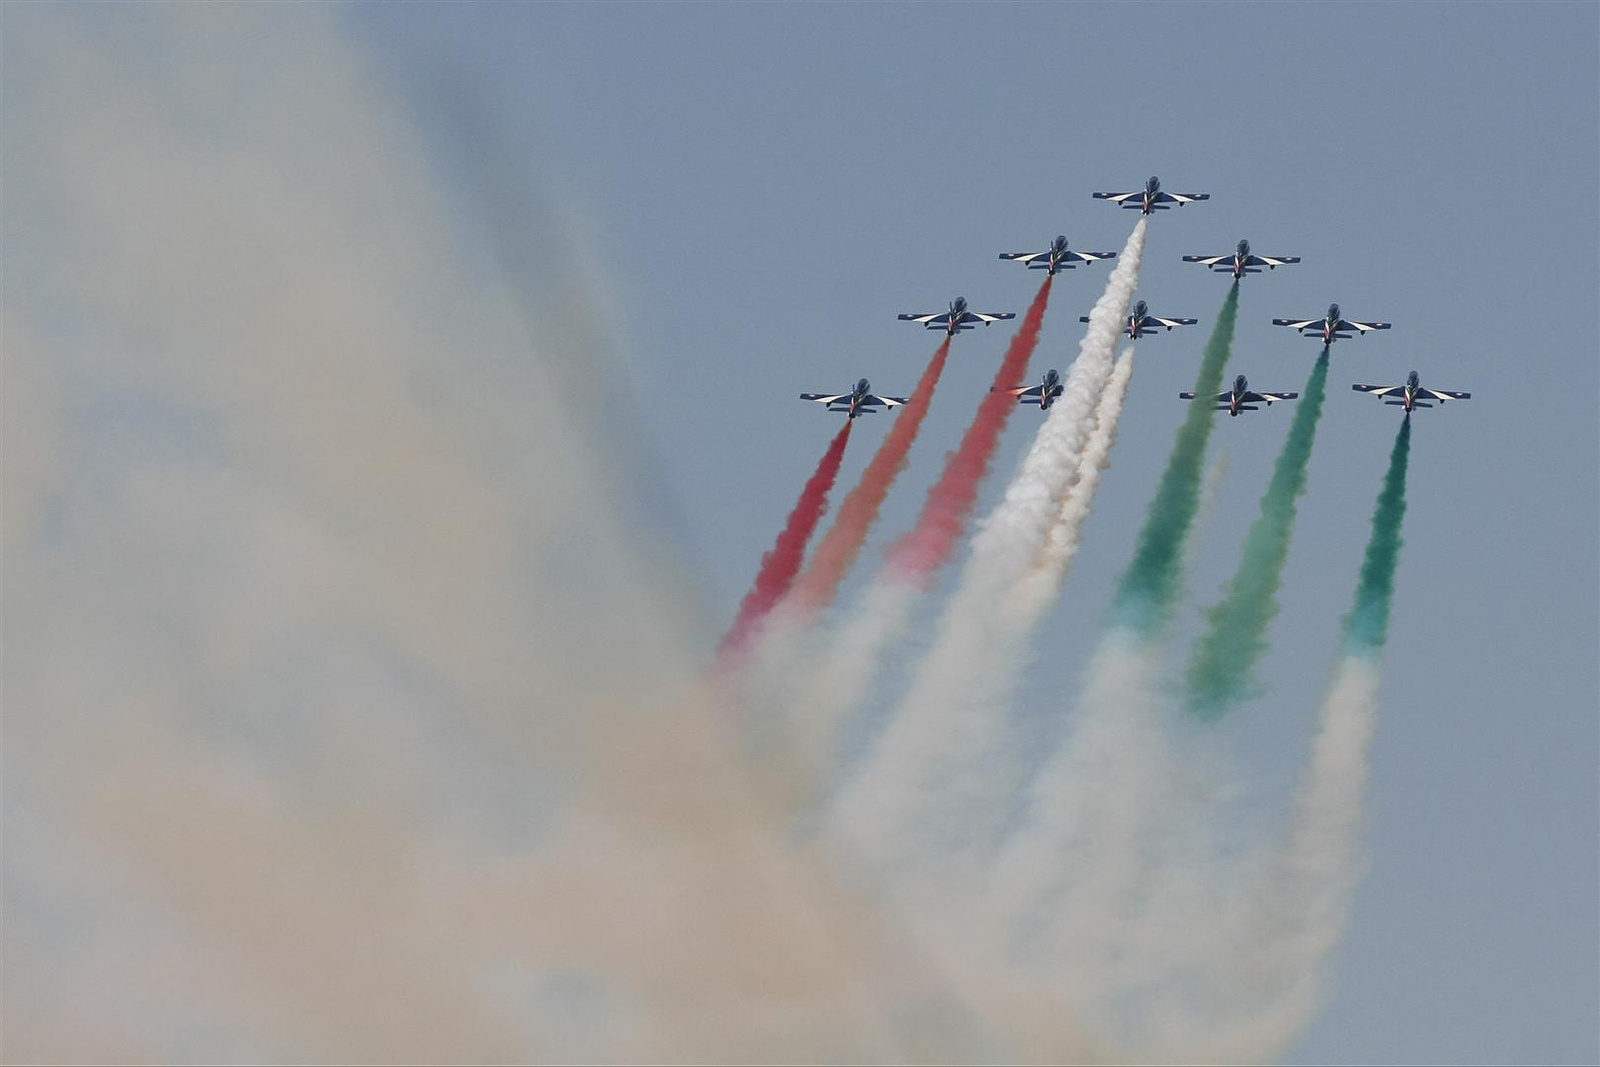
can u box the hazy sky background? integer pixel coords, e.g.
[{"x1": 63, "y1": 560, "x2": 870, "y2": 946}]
[
  {"x1": 6, "y1": 3, "x2": 1596, "y2": 1063},
  {"x1": 358, "y1": 5, "x2": 1598, "y2": 1061}
]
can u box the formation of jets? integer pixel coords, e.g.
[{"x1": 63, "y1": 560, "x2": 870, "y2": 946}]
[{"x1": 799, "y1": 177, "x2": 1470, "y2": 424}]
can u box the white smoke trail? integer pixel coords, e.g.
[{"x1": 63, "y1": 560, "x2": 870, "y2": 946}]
[
  {"x1": 1199, "y1": 655, "x2": 1381, "y2": 1059},
  {"x1": 1010, "y1": 344, "x2": 1137, "y2": 628},
  {"x1": 972, "y1": 648, "x2": 1382, "y2": 1063},
  {"x1": 829, "y1": 221, "x2": 1146, "y2": 873}
]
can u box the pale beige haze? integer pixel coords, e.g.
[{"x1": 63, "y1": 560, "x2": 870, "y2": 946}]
[{"x1": 2, "y1": 6, "x2": 931, "y2": 1062}]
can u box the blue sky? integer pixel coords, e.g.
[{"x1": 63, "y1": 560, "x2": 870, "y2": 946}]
[{"x1": 357, "y1": 5, "x2": 1598, "y2": 1061}]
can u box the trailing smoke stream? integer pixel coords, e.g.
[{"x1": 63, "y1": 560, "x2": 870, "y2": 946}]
[
  {"x1": 1013, "y1": 344, "x2": 1137, "y2": 625},
  {"x1": 832, "y1": 220, "x2": 1147, "y2": 874},
  {"x1": 1185, "y1": 348, "x2": 1331, "y2": 718},
  {"x1": 1242, "y1": 416, "x2": 1413, "y2": 1051},
  {"x1": 757, "y1": 280, "x2": 1053, "y2": 793},
  {"x1": 786, "y1": 338, "x2": 952, "y2": 617},
  {"x1": 1341, "y1": 417, "x2": 1412, "y2": 658},
  {"x1": 1111, "y1": 282, "x2": 1240, "y2": 639},
  {"x1": 985, "y1": 419, "x2": 1417, "y2": 1062},
  {"x1": 717, "y1": 422, "x2": 852, "y2": 661},
  {"x1": 885, "y1": 277, "x2": 1054, "y2": 582}
]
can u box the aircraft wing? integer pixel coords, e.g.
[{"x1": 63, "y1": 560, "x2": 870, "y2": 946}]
[
  {"x1": 1351, "y1": 383, "x2": 1405, "y2": 398},
  {"x1": 1150, "y1": 315, "x2": 1197, "y2": 330},
  {"x1": 898, "y1": 312, "x2": 950, "y2": 329},
  {"x1": 1340, "y1": 318, "x2": 1392, "y2": 334},
  {"x1": 859, "y1": 393, "x2": 909, "y2": 409},
  {"x1": 959, "y1": 310, "x2": 1016, "y2": 326},
  {"x1": 800, "y1": 392, "x2": 852, "y2": 406},
  {"x1": 1273, "y1": 317, "x2": 1323, "y2": 332},
  {"x1": 1183, "y1": 254, "x2": 1233, "y2": 269},
  {"x1": 998, "y1": 251, "x2": 1052, "y2": 267},
  {"x1": 1420, "y1": 388, "x2": 1470, "y2": 402},
  {"x1": 1154, "y1": 191, "x2": 1209, "y2": 206},
  {"x1": 1063, "y1": 250, "x2": 1117, "y2": 264},
  {"x1": 1244, "y1": 390, "x2": 1298, "y2": 404},
  {"x1": 1179, "y1": 392, "x2": 1232, "y2": 402},
  {"x1": 1245, "y1": 255, "x2": 1300, "y2": 269},
  {"x1": 1092, "y1": 190, "x2": 1145, "y2": 207}
]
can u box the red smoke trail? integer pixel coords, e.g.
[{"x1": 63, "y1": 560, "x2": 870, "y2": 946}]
[
  {"x1": 886, "y1": 277, "x2": 1053, "y2": 584},
  {"x1": 787, "y1": 338, "x2": 953, "y2": 614},
  {"x1": 718, "y1": 421, "x2": 853, "y2": 659}
]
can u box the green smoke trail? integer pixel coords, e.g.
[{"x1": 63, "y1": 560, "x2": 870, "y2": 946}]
[
  {"x1": 1110, "y1": 282, "x2": 1240, "y2": 639},
  {"x1": 1185, "y1": 348, "x2": 1331, "y2": 718},
  {"x1": 1342, "y1": 416, "x2": 1412, "y2": 659}
]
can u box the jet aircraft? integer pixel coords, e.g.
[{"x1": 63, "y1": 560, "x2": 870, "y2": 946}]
[
  {"x1": 1000, "y1": 368, "x2": 1064, "y2": 411},
  {"x1": 1183, "y1": 374, "x2": 1299, "y2": 417},
  {"x1": 800, "y1": 378, "x2": 907, "y2": 419},
  {"x1": 998, "y1": 236, "x2": 1117, "y2": 276},
  {"x1": 1081, "y1": 299, "x2": 1197, "y2": 339},
  {"x1": 1183, "y1": 239, "x2": 1300, "y2": 280},
  {"x1": 1352, "y1": 371, "x2": 1471, "y2": 413},
  {"x1": 898, "y1": 297, "x2": 1016, "y2": 336},
  {"x1": 1092, "y1": 176, "x2": 1210, "y2": 215},
  {"x1": 1273, "y1": 304, "x2": 1392, "y2": 345}
]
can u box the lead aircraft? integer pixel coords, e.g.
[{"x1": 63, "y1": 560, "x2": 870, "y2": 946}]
[
  {"x1": 1092, "y1": 175, "x2": 1210, "y2": 215},
  {"x1": 898, "y1": 297, "x2": 1016, "y2": 336},
  {"x1": 1183, "y1": 239, "x2": 1300, "y2": 280},
  {"x1": 1000, "y1": 368, "x2": 1064, "y2": 411},
  {"x1": 1273, "y1": 303, "x2": 1392, "y2": 345},
  {"x1": 1352, "y1": 371, "x2": 1471, "y2": 413},
  {"x1": 1081, "y1": 299, "x2": 1196, "y2": 338},
  {"x1": 1183, "y1": 374, "x2": 1298, "y2": 417},
  {"x1": 998, "y1": 236, "x2": 1117, "y2": 276},
  {"x1": 800, "y1": 378, "x2": 907, "y2": 419}
]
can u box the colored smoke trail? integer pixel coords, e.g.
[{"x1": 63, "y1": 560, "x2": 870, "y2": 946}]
[
  {"x1": 768, "y1": 281, "x2": 1054, "y2": 786},
  {"x1": 718, "y1": 421, "x2": 853, "y2": 660},
  {"x1": 1111, "y1": 281, "x2": 1240, "y2": 639},
  {"x1": 1343, "y1": 416, "x2": 1412, "y2": 657},
  {"x1": 1186, "y1": 348, "x2": 1331, "y2": 718},
  {"x1": 788, "y1": 338, "x2": 952, "y2": 615},
  {"x1": 832, "y1": 220, "x2": 1146, "y2": 871},
  {"x1": 886, "y1": 277, "x2": 1053, "y2": 582}
]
